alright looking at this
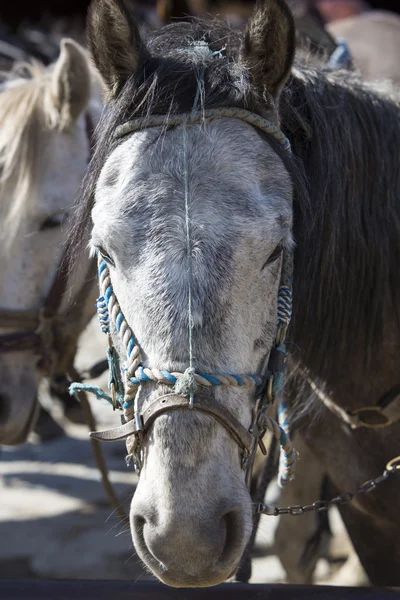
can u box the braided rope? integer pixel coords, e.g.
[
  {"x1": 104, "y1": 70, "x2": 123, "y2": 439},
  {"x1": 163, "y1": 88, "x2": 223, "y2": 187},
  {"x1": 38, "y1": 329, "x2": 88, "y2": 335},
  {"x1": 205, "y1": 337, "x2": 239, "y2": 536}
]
[
  {"x1": 96, "y1": 295, "x2": 110, "y2": 334},
  {"x1": 123, "y1": 368, "x2": 263, "y2": 410},
  {"x1": 114, "y1": 107, "x2": 291, "y2": 152},
  {"x1": 276, "y1": 401, "x2": 296, "y2": 487},
  {"x1": 98, "y1": 259, "x2": 141, "y2": 421},
  {"x1": 97, "y1": 258, "x2": 265, "y2": 410},
  {"x1": 277, "y1": 249, "x2": 293, "y2": 328},
  {"x1": 96, "y1": 247, "x2": 293, "y2": 393},
  {"x1": 263, "y1": 415, "x2": 296, "y2": 488},
  {"x1": 128, "y1": 367, "x2": 262, "y2": 388}
]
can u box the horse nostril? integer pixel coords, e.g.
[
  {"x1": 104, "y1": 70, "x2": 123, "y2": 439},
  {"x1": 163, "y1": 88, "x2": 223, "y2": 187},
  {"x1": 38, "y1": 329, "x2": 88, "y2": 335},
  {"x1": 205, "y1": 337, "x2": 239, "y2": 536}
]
[
  {"x1": 133, "y1": 515, "x2": 146, "y2": 535},
  {"x1": 219, "y1": 506, "x2": 243, "y2": 566},
  {"x1": 133, "y1": 514, "x2": 148, "y2": 547}
]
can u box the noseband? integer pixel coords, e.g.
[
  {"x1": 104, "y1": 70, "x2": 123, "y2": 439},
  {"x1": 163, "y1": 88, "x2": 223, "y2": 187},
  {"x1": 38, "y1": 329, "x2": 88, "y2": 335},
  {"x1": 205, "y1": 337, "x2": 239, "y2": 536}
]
[
  {"x1": 0, "y1": 113, "x2": 95, "y2": 375},
  {"x1": 71, "y1": 107, "x2": 297, "y2": 489},
  {"x1": 0, "y1": 256, "x2": 69, "y2": 370}
]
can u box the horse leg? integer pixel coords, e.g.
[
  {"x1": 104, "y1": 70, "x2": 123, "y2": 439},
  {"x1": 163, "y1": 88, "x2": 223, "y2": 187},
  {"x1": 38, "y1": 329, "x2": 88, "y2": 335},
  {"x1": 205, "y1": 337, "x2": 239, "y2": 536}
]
[
  {"x1": 295, "y1": 402, "x2": 400, "y2": 586},
  {"x1": 274, "y1": 435, "x2": 331, "y2": 584},
  {"x1": 338, "y1": 502, "x2": 400, "y2": 586}
]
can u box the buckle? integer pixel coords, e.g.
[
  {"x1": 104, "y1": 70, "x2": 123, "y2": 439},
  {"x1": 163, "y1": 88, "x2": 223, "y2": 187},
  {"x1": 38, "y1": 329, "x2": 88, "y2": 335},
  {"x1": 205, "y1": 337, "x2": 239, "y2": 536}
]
[
  {"x1": 386, "y1": 456, "x2": 400, "y2": 472},
  {"x1": 348, "y1": 406, "x2": 392, "y2": 429}
]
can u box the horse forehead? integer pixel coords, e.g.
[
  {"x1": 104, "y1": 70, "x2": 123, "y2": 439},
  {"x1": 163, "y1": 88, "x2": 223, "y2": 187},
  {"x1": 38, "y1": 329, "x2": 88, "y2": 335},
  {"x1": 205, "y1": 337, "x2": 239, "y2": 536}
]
[
  {"x1": 96, "y1": 119, "x2": 290, "y2": 217},
  {"x1": 146, "y1": 118, "x2": 278, "y2": 170}
]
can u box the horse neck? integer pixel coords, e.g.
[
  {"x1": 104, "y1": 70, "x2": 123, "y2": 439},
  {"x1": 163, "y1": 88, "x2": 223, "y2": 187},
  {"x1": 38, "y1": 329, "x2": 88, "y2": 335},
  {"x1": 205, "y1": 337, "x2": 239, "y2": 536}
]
[{"x1": 285, "y1": 68, "x2": 400, "y2": 388}]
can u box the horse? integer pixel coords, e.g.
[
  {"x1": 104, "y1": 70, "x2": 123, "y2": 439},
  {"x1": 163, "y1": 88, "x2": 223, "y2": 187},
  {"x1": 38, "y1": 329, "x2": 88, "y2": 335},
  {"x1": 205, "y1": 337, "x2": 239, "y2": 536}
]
[
  {"x1": 69, "y1": 0, "x2": 400, "y2": 588},
  {"x1": 0, "y1": 38, "x2": 101, "y2": 445}
]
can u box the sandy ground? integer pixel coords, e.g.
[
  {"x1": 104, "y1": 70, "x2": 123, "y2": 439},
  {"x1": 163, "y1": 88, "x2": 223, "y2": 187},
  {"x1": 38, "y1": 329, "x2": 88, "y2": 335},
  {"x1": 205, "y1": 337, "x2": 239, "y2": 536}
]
[{"x1": 0, "y1": 318, "x2": 367, "y2": 585}]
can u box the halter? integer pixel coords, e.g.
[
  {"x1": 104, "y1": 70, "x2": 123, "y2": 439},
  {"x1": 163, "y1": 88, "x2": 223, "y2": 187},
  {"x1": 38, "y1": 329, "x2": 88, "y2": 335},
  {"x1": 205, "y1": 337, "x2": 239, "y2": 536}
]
[
  {"x1": 0, "y1": 254, "x2": 69, "y2": 369},
  {"x1": 71, "y1": 107, "x2": 297, "y2": 489}
]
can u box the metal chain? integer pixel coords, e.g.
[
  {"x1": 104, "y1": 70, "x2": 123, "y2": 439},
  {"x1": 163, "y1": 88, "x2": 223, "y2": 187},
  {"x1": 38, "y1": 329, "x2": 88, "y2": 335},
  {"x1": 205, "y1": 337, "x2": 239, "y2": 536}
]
[{"x1": 255, "y1": 455, "x2": 400, "y2": 517}]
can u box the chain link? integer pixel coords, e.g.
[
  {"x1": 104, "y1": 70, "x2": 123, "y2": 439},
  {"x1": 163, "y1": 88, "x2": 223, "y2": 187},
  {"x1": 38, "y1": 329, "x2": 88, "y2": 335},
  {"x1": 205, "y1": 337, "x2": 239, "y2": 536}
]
[{"x1": 255, "y1": 455, "x2": 400, "y2": 517}]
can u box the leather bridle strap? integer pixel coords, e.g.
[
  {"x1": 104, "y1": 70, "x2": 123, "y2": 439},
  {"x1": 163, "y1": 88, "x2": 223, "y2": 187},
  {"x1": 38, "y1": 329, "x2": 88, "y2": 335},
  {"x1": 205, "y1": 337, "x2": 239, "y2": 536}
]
[
  {"x1": 0, "y1": 249, "x2": 70, "y2": 356},
  {"x1": 308, "y1": 379, "x2": 400, "y2": 429},
  {"x1": 0, "y1": 308, "x2": 39, "y2": 330},
  {"x1": 0, "y1": 330, "x2": 41, "y2": 354},
  {"x1": 0, "y1": 306, "x2": 41, "y2": 353},
  {"x1": 42, "y1": 251, "x2": 70, "y2": 320},
  {"x1": 90, "y1": 394, "x2": 254, "y2": 453}
]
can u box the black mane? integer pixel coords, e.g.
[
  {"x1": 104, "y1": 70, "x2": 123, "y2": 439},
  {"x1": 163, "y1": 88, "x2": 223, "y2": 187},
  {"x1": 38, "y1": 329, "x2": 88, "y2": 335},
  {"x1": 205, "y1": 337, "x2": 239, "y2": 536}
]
[{"x1": 71, "y1": 17, "x2": 400, "y2": 379}]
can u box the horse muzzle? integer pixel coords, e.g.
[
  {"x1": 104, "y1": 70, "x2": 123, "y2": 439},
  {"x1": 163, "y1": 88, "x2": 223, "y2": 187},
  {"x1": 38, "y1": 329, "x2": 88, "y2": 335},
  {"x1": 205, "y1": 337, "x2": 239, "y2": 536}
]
[{"x1": 131, "y1": 500, "x2": 247, "y2": 587}]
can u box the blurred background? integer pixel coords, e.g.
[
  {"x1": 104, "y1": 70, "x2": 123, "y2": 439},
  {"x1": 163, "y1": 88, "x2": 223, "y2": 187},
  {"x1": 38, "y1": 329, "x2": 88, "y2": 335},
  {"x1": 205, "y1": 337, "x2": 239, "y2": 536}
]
[
  {"x1": 0, "y1": 0, "x2": 399, "y2": 588},
  {"x1": 1, "y1": 1, "x2": 400, "y2": 63},
  {"x1": 1, "y1": 1, "x2": 400, "y2": 80}
]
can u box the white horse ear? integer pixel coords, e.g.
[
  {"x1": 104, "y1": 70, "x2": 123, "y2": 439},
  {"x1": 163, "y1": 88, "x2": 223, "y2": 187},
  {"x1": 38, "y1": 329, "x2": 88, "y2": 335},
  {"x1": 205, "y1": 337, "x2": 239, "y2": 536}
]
[
  {"x1": 50, "y1": 39, "x2": 91, "y2": 129},
  {"x1": 87, "y1": 0, "x2": 149, "y2": 97},
  {"x1": 240, "y1": 0, "x2": 295, "y2": 106}
]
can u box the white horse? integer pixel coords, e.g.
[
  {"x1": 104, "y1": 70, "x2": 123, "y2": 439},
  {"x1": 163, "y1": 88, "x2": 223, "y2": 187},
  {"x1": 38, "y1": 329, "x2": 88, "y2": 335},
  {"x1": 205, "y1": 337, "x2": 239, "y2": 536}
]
[{"x1": 0, "y1": 39, "x2": 101, "y2": 445}]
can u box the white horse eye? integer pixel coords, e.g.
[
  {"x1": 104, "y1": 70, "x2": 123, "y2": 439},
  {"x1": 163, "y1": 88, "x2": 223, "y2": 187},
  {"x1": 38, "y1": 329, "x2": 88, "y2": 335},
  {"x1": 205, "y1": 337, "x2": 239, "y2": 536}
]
[
  {"x1": 39, "y1": 216, "x2": 63, "y2": 231},
  {"x1": 97, "y1": 247, "x2": 115, "y2": 267},
  {"x1": 262, "y1": 244, "x2": 283, "y2": 270},
  {"x1": 39, "y1": 211, "x2": 67, "y2": 231}
]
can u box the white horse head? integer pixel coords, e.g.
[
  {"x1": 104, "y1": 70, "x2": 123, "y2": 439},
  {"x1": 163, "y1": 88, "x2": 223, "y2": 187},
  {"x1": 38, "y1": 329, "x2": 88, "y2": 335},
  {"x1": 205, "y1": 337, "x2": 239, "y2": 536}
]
[
  {"x1": 0, "y1": 39, "x2": 101, "y2": 444},
  {"x1": 78, "y1": 0, "x2": 295, "y2": 587}
]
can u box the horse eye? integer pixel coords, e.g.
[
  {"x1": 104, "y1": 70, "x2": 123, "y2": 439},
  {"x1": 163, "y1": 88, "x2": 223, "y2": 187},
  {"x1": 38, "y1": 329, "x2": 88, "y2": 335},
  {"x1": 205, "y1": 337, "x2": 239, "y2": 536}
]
[
  {"x1": 97, "y1": 247, "x2": 115, "y2": 267},
  {"x1": 39, "y1": 216, "x2": 62, "y2": 231},
  {"x1": 262, "y1": 244, "x2": 283, "y2": 270}
]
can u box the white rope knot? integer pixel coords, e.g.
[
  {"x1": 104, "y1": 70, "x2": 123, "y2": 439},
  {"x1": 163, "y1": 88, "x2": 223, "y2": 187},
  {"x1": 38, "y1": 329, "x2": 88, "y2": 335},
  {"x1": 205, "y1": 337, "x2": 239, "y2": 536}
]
[{"x1": 174, "y1": 367, "x2": 198, "y2": 397}]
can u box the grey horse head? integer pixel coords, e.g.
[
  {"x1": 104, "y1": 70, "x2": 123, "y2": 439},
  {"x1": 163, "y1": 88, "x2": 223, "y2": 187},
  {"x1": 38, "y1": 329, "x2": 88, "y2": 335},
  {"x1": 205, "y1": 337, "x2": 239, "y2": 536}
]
[{"x1": 79, "y1": 0, "x2": 296, "y2": 587}]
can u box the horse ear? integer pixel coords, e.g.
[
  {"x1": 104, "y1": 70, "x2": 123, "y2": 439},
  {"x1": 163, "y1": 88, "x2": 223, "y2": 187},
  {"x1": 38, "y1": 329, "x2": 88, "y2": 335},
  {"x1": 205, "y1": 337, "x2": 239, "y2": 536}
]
[
  {"x1": 87, "y1": 0, "x2": 148, "y2": 97},
  {"x1": 50, "y1": 39, "x2": 91, "y2": 128},
  {"x1": 241, "y1": 0, "x2": 295, "y2": 105}
]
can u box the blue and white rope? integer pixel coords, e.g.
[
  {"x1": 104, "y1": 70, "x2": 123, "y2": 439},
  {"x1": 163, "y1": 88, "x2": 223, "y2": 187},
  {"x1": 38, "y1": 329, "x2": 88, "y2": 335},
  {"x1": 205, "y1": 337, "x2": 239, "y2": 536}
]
[
  {"x1": 97, "y1": 257, "x2": 267, "y2": 414},
  {"x1": 94, "y1": 252, "x2": 296, "y2": 483},
  {"x1": 98, "y1": 258, "x2": 141, "y2": 420},
  {"x1": 128, "y1": 364, "x2": 263, "y2": 388},
  {"x1": 96, "y1": 295, "x2": 110, "y2": 334},
  {"x1": 277, "y1": 400, "x2": 296, "y2": 487},
  {"x1": 262, "y1": 413, "x2": 296, "y2": 488}
]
